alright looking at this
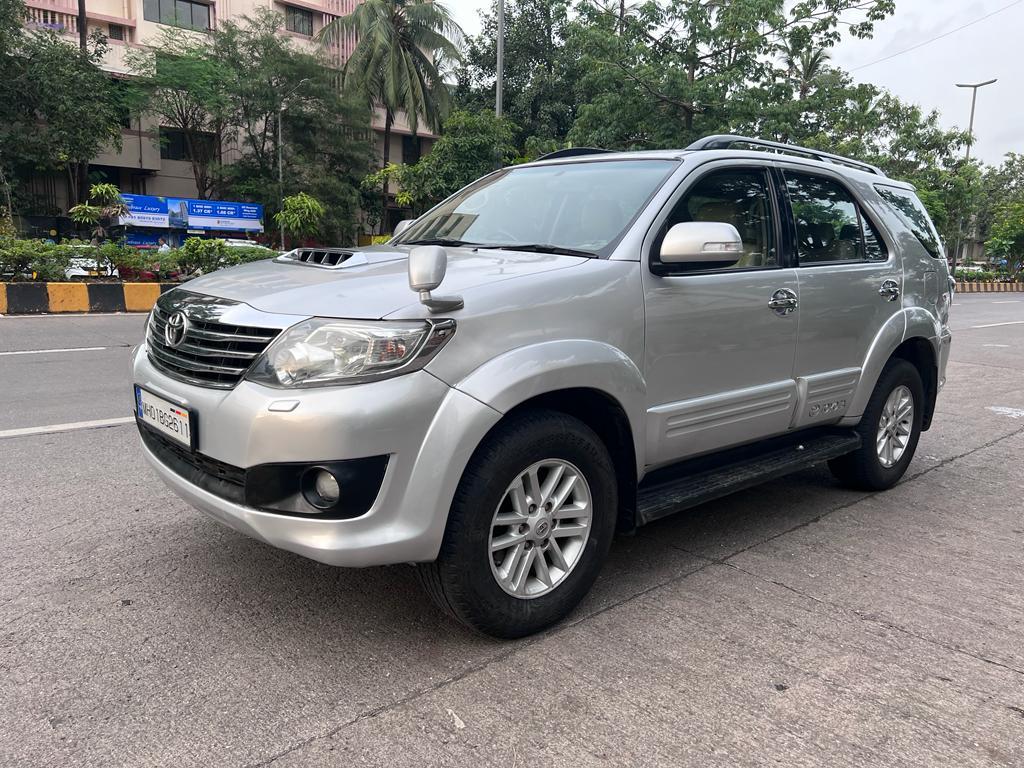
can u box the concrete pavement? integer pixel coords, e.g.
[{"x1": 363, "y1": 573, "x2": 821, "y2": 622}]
[{"x1": 1, "y1": 295, "x2": 1022, "y2": 766}]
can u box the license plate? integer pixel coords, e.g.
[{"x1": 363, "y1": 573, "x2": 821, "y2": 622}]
[{"x1": 135, "y1": 385, "x2": 195, "y2": 450}]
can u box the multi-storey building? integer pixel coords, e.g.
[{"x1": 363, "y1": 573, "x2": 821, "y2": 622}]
[{"x1": 21, "y1": 0, "x2": 431, "y2": 231}]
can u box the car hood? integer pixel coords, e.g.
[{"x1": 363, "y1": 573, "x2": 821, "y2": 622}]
[{"x1": 179, "y1": 245, "x2": 588, "y2": 319}]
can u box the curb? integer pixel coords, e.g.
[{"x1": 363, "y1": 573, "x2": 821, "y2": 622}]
[
  {"x1": 0, "y1": 282, "x2": 178, "y2": 315},
  {"x1": 955, "y1": 282, "x2": 1024, "y2": 293}
]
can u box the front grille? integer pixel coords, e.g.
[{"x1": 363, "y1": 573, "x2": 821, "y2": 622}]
[
  {"x1": 138, "y1": 422, "x2": 246, "y2": 505},
  {"x1": 147, "y1": 294, "x2": 280, "y2": 389}
]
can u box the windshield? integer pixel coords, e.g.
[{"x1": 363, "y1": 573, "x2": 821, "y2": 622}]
[{"x1": 395, "y1": 159, "x2": 677, "y2": 255}]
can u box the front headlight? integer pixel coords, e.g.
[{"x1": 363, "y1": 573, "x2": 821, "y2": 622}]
[{"x1": 246, "y1": 318, "x2": 455, "y2": 388}]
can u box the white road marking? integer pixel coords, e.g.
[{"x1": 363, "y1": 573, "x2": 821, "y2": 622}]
[
  {"x1": 0, "y1": 346, "x2": 109, "y2": 356},
  {"x1": 983, "y1": 344, "x2": 1010, "y2": 348},
  {"x1": 987, "y1": 406, "x2": 1024, "y2": 420},
  {"x1": 0, "y1": 416, "x2": 135, "y2": 439},
  {"x1": 991, "y1": 300, "x2": 1022, "y2": 304},
  {"x1": 0, "y1": 312, "x2": 142, "y2": 319},
  {"x1": 971, "y1": 320, "x2": 1024, "y2": 329}
]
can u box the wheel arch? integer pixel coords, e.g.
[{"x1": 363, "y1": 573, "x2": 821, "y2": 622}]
[{"x1": 890, "y1": 336, "x2": 939, "y2": 430}]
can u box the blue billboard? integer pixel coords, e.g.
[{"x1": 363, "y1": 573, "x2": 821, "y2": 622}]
[{"x1": 119, "y1": 194, "x2": 264, "y2": 232}]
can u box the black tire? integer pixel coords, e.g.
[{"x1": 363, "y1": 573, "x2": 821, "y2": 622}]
[
  {"x1": 416, "y1": 409, "x2": 618, "y2": 639},
  {"x1": 828, "y1": 358, "x2": 924, "y2": 491}
]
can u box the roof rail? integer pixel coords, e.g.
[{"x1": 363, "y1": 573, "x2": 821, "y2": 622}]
[
  {"x1": 537, "y1": 147, "x2": 613, "y2": 161},
  {"x1": 685, "y1": 134, "x2": 886, "y2": 177}
]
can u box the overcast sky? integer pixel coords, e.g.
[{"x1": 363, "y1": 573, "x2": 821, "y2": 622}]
[{"x1": 443, "y1": 0, "x2": 1022, "y2": 166}]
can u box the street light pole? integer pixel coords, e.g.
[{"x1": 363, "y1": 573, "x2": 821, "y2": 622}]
[
  {"x1": 957, "y1": 78, "x2": 997, "y2": 162},
  {"x1": 951, "y1": 78, "x2": 997, "y2": 269},
  {"x1": 495, "y1": 0, "x2": 504, "y2": 117}
]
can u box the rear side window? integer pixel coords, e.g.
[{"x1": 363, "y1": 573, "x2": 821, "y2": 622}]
[
  {"x1": 784, "y1": 172, "x2": 888, "y2": 264},
  {"x1": 875, "y1": 185, "x2": 943, "y2": 259}
]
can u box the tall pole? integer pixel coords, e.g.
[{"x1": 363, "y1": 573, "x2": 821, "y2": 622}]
[
  {"x1": 956, "y1": 79, "x2": 996, "y2": 160},
  {"x1": 77, "y1": 0, "x2": 87, "y2": 50},
  {"x1": 952, "y1": 78, "x2": 997, "y2": 268},
  {"x1": 495, "y1": 0, "x2": 504, "y2": 117},
  {"x1": 278, "y1": 108, "x2": 285, "y2": 250}
]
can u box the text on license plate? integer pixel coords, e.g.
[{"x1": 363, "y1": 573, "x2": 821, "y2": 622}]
[{"x1": 135, "y1": 386, "x2": 193, "y2": 448}]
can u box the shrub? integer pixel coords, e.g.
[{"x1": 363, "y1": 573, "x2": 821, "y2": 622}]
[
  {"x1": 0, "y1": 238, "x2": 74, "y2": 280},
  {"x1": 173, "y1": 238, "x2": 275, "y2": 276}
]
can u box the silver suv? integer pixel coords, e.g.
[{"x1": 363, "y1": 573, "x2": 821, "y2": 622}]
[{"x1": 132, "y1": 135, "x2": 953, "y2": 638}]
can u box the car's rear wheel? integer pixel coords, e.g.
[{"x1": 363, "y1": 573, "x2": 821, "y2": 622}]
[
  {"x1": 417, "y1": 409, "x2": 617, "y2": 639},
  {"x1": 828, "y1": 358, "x2": 924, "y2": 491}
]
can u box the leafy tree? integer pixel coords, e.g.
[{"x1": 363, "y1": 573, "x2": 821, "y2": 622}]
[
  {"x1": 274, "y1": 192, "x2": 325, "y2": 248},
  {"x1": 0, "y1": 29, "x2": 131, "y2": 208},
  {"x1": 986, "y1": 200, "x2": 1024, "y2": 276},
  {"x1": 362, "y1": 110, "x2": 517, "y2": 216},
  {"x1": 127, "y1": 30, "x2": 229, "y2": 198},
  {"x1": 68, "y1": 182, "x2": 128, "y2": 242},
  {"x1": 210, "y1": 9, "x2": 371, "y2": 244},
  {"x1": 318, "y1": 0, "x2": 463, "y2": 229},
  {"x1": 454, "y1": 0, "x2": 578, "y2": 143}
]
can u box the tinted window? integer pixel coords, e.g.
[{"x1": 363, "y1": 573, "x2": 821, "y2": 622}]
[
  {"x1": 876, "y1": 185, "x2": 942, "y2": 259},
  {"x1": 395, "y1": 160, "x2": 676, "y2": 255},
  {"x1": 144, "y1": 0, "x2": 211, "y2": 31},
  {"x1": 786, "y1": 173, "x2": 886, "y2": 263},
  {"x1": 285, "y1": 6, "x2": 313, "y2": 36},
  {"x1": 662, "y1": 168, "x2": 777, "y2": 269}
]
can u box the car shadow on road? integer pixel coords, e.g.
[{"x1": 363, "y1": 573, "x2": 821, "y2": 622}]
[{"x1": 159, "y1": 463, "x2": 866, "y2": 653}]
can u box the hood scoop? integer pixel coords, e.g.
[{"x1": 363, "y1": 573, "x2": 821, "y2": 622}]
[{"x1": 278, "y1": 247, "x2": 356, "y2": 268}]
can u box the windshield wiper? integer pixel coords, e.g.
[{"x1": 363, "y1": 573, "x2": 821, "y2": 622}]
[
  {"x1": 403, "y1": 238, "x2": 477, "y2": 247},
  {"x1": 480, "y1": 243, "x2": 597, "y2": 258}
]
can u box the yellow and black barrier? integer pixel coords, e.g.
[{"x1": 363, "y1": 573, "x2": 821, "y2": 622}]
[
  {"x1": 0, "y1": 282, "x2": 178, "y2": 315},
  {"x1": 955, "y1": 281, "x2": 1024, "y2": 293}
]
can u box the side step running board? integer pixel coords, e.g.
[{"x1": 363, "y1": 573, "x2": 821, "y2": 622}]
[{"x1": 636, "y1": 429, "x2": 862, "y2": 526}]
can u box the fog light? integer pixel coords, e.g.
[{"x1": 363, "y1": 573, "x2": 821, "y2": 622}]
[{"x1": 302, "y1": 467, "x2": 341, "y2": 510}]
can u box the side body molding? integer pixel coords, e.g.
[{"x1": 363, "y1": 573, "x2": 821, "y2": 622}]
[{"x1": 453, "y1": 340, "x2": 648, "y2": 473}]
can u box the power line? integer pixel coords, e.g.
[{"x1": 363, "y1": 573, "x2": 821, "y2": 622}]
[{"x1": 850, "y1": 0, "x2": 1023, "y2": 72}]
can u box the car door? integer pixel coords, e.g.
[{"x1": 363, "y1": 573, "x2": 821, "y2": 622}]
[
  {"x1": 642, "y1": 161, "x2": 800, "y2": 468},
  {"x1": 776, "y1": 165, "x2": 903, "y2": 429}
]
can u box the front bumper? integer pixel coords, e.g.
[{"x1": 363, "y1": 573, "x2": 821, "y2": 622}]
[{"x1": 133, "y1": 346, "x2": 501, "y2": 567}]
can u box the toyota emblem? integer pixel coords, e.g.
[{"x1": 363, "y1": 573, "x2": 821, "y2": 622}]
[{"x1": 164, "y1": 311, "x2": 189, "y2": 348}]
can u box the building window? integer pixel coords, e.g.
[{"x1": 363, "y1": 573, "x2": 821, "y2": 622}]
[
  {"x1": 285, "y1": 6, "x2": 313, "y2": 36},
  {"x1": 402, "y1": 135, "x2": 421, "y2": 164},
  {"x1": 160, "y1": 128, "x2": 216, "y2": 162},
  {"x1": 143, "y1": 0, "x2": 211, "y2": 32},
  {"x1": 108, "y1": 23, "x2": 125, "y2": 40}
]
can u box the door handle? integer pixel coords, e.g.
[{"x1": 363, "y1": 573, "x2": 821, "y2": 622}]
[
  {"x1": 768, "y1": 288, "x2": 798, "y2": 316},
  {"x1": 879, "y1": 279, "x2": 901, "y2": 301}
]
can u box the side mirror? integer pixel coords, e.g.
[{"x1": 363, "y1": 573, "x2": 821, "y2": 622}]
[
  {"x1": 392, "y1": 219, "x2": 416, "y2": 239},
  {"x1": 408, "y1": 245, "x2": 463, "y2": 313},
  {"x1": 659, "y1": 221, "x2": 743, "y2": 268},
  {"x1": 409, "y1": 245, "x2": 446, "y2": 293}
]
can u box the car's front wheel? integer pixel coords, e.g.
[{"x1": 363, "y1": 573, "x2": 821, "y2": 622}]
[{"x1": 417, "y1": 410, "x2": 617, "y2": 638}]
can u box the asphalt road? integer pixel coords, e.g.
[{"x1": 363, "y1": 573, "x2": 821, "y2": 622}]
[{"x1": 1, "y1": 295, "x2": 1023, "y2": 767}]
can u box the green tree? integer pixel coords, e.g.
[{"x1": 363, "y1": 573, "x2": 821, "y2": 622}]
[
  {"x1": 986, "y1": 200, "x2": 1024, "y2": 277},
  {"x1": 274, "y1": 192, "x2": 325, "y2": 248},
  {"x1": 0, "y1": 28, "x2": 131, "y2": 208},
  {"x1": 318, "y1": 0, "x2": 463, "y2": 229},
  {"x1": 127, "y1": 30, "x2": 229, "y2": 198},
  {"x1": 210, "y1": 9, "x2": 370, "y2": 245},
  {"x1": 362, "y1": 110, "x2": 517, "y2": 217},
  {"x1": 68, "y1": 182, "x2": 128, "y2": 241},
  {"x1": 454, "y1": 0, "x2": 578, "y2": 143}
]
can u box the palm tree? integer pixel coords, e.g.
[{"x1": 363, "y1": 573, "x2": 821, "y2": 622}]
[
  {"x1": 318, "y1": 0, "x2": 463, "y2": 229},
  {"x1": 778, "y1": 41, "x2": 830, "y2": 101}
]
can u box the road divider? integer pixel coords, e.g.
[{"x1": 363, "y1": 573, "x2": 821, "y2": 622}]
[
  {"x1": 956, "y1": 282, "x2": 1024, "y2": 293},
  {"x1": 0, "y1": 282, "x2": 177, "y2": 315}
]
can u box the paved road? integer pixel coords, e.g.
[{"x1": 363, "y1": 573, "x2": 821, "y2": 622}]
[{"x1": 1, "y1": 295, "x2": 1023, "y2": 766}]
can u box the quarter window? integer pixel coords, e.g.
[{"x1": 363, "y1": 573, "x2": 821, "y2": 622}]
[
  {"x1": 875, "y1": 185, "x2": 942, "y2": 259},
  {"x1": 785, "y1": 172, "x2": 887, "y2": 263},
  {"x1": 659, "y1": 168, "x2": 778, "y2": 270}
]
